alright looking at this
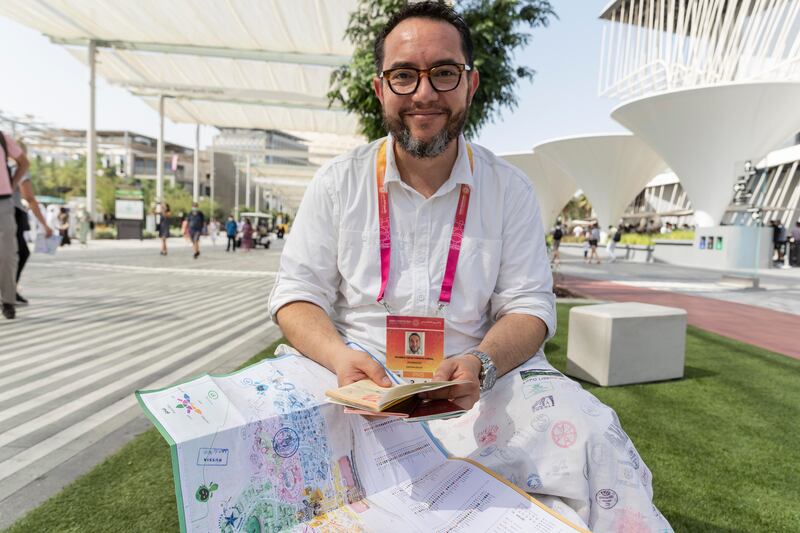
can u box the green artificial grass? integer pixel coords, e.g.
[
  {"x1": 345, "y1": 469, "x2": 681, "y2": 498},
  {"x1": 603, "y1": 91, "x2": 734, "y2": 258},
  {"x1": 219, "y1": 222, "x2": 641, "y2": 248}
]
[{"x1": 5, "y1": 306, "x2": 799, "y2": 532}]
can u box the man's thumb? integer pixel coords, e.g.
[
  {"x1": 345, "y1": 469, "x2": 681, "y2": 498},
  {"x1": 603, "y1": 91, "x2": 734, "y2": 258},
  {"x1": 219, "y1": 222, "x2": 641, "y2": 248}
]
[{"x1": 363, "y1": 358, "x2": 392, "y2": 387}]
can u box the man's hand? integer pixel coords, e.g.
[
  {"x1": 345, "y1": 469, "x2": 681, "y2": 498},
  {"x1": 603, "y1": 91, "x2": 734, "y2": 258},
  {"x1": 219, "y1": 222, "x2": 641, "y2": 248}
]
[
  {"x1": 44, "y1": 226, "x2": 53, "y2": 238},
  {"x1": 331, "y1": 347, "x2": 393, "y2": 388},
  {"x1": 423, "y1": 354, "x2": 482, "y2": 410}
]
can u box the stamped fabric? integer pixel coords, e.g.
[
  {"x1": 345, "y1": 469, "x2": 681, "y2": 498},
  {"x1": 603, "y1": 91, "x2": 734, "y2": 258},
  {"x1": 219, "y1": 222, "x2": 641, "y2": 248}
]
[{"x1": 427, "y1": 354, "x2": 674, "y2": 532}]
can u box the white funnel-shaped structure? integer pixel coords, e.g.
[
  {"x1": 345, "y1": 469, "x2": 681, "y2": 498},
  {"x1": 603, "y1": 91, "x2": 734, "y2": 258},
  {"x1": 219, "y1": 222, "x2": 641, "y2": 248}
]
[
  {"x1": 500, "y1": 151, "x2": 577, "y2": 228},
  {"x1": 535, "y1": 134, "x2": 666, "y2": 229},
  {"x1": 612, "y1": 82, "x2": 800, "y2": 227}
]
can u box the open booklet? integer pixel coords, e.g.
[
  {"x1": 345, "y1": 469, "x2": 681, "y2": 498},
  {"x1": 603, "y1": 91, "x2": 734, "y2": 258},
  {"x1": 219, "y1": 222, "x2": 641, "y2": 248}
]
[
  {"x1": 326, "y1": 378, "x2": 469, "y2": 421},
  {"x1": 137, "y1": 352, "x2": 589, "y2": 533}
]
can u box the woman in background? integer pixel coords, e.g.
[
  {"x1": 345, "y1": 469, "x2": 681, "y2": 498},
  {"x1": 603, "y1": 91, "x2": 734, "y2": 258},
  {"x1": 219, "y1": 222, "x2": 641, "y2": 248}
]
[
  {"x1": 241, "y1": 217, "x2": 253, "y2": 252},
  {"x1": 157, "y1": 202, "x2": 171, "y2": 255},
  {"x1": 207, "y1": 218, "x2": 218, "y2": 246},
  {"x1": 57, "y1": 207, "x2": 71, "y2": 246}
]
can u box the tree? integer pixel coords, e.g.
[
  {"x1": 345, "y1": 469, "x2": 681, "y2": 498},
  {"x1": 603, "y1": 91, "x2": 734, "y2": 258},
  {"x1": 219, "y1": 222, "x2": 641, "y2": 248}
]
[{"x1": 328, "y1": 0, "x2": 556, "y2": 141}]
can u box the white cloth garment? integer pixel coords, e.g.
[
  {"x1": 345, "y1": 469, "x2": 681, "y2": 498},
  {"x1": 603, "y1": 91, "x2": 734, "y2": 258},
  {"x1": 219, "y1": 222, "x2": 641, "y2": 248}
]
[
  {"x1": 268, "y1": 135, "x2": 672, "y2": 532},
  {"x1": 269, "y1": 134, "x2": 556, "y2": 358}
]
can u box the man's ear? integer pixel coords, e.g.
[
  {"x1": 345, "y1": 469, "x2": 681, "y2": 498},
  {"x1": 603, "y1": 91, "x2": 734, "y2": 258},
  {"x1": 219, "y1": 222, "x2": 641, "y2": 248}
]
[
  {"x1": 373, "y1": 76, "x2": 384, "y2": 105},
  {"x1": 468, "y1": 68, "x2": 480, "y2": 101}
]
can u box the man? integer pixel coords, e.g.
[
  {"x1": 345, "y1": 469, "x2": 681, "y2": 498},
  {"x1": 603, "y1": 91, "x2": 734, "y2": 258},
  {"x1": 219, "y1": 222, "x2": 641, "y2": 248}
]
[
  {"x1": 269, "y1": 3, "x2": 670, "y2": 531},
  {"x1": 407, "y1": 332, "x2": 422, "y2": 355},
  {"x1": 187, "y1": 202, "x2": 205, "y2": 259},
  {"x1": 551, "y1": 223, "x2": 563, "y2": 264},
  {"x1": 0, "y1": 131, "x2": 28, "y2": 319},
  {"x1": 225, "y1": 215, "x2": 238, "y2": 252}
]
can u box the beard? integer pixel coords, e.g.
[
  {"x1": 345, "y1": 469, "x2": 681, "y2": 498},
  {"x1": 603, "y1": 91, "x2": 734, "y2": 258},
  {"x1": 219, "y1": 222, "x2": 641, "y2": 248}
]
[{"x1": 382, "y1": 101, "x2": 469, "y2": 159}]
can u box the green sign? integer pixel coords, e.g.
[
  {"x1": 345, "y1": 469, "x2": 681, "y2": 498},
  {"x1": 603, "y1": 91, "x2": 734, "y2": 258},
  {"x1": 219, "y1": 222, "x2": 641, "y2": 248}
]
[{"x1": 115, "y1": 189, "x2": 144, "y2": 199}]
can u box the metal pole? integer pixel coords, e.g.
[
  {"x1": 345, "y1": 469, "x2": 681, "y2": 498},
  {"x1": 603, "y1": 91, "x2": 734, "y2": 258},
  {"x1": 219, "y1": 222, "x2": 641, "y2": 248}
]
[
  {"x1": 234, "y1": 156, "x2": 240, "y2": 220},
  {"x1": 86, "y1": 40, "x2": 97, "y2": 230},
  {"x1": 255, "y1": 184, "x2": 260, "y2": 212},
  {"x1": 210, "y1": 148, "x2": 215, "y2": 217},
  {"x1": 193, "y1": 123, "x2": 200, "y2": 202},
  {"x1": 245, "y1": 155, "x2": 251, "y2": 208},
  {"x1": 156, "y1": 94, "x2": 165, "y2": 201}
]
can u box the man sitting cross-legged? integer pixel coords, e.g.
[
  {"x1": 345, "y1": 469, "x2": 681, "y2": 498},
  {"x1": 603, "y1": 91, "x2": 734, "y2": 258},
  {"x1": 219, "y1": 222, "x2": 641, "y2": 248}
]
[{"x1": 269, "y1": 3, "x2": 672, "y2": 531}]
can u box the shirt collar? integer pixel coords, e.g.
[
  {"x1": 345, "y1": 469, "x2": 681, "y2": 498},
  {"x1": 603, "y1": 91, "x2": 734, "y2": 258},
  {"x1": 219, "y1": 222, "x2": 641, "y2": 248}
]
[{"x1": 383, "y1": 133, "x2": 475, "y2": 195}]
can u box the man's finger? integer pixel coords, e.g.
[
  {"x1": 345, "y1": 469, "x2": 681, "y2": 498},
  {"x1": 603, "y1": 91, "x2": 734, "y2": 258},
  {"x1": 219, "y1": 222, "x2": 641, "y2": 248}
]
[
  {"x1": 432, "y1": 358, "x2": 458, "y2": 382},
  {"x1": 359, "y1": 356, "x2": 392, "y2": 387}
]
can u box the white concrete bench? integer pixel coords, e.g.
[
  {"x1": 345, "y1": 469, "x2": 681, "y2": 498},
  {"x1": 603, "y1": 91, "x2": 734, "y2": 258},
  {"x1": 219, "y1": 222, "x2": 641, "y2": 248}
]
[{"x1": 566, "y1": 302, "x2": 687, "y2": 386}]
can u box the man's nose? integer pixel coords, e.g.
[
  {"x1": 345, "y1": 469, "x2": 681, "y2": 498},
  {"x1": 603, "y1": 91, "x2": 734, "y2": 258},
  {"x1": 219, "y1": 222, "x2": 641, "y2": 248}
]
[{"x1": 412, "y1": 73, "x2": 439, "y2": 103}]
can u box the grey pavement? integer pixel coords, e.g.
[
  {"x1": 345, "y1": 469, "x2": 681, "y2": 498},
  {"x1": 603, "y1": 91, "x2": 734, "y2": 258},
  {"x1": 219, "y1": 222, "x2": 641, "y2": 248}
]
[
  {"x1": 554, "y1": 247, "x2": 800, "y2": 316},
  {"x1": 0, "y1": 236, "x2": 284, "y2": 529}
]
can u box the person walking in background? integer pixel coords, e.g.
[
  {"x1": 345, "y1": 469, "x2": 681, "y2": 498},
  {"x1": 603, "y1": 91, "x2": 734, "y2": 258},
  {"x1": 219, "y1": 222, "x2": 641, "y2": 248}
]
[
  {"x1": 606, "y1": 224, "x2": 622, "y2": 263},
  {"x1": 12, "y1": 141, "x2": 52, "y2": 305},
  {"x1": 240, "y1": 217, "x2": 254, "y2": 252},
  {"x1": 791, "y1": 221, "x2": 800, "y2": 267},
  {"x1": 187, "y1": 202, "x2": 205, "y2": 259},
  {"x1": 156, "y1": 202, "x2": 171, "y2": 255},
  {"x1": 207, "y1": 218, "x2": 219, "y2": 246},
  {"x1": 0, "y1": 130, "x2": 28, "y2": 319},
  {"x1": 588, "y1": 223, "x2": 601, "y2": 264},
  {"x1": 57, "y1": 207, "x2": 71, "y2": 246},
  {"x1": 550, "y1": 223, "x2": 563, "y2": 265},
  {"x1": 225, "y1": 215, "x2": 237, "y2": 252}
]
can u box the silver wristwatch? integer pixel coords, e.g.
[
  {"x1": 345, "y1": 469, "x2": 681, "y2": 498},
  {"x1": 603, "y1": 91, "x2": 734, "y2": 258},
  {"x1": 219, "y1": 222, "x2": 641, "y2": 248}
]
[{"x1": 467, "y1": 350, "x2": 497, "y2": 392}]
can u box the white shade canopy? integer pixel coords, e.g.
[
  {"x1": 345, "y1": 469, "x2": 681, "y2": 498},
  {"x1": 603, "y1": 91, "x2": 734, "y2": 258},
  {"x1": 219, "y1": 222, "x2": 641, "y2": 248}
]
[
  {"x1": 0, "y1": 0, "x2": 361, "y2": 137},
  {"x1": 535, "y1": 134, "x2": 667, "y2": 228},
  {"x1": 500, "y1": 151, "x2": 578, "y2": 228},
  {"x1": 612, "y1": 82, "x2": 800, "y2": 227}
]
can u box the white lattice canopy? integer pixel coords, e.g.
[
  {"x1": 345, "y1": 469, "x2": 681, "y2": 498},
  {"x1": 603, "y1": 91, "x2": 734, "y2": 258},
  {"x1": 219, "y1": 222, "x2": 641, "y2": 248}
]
[{"x1": 0, "y1": 0, "x2": 361, "y2": 138}]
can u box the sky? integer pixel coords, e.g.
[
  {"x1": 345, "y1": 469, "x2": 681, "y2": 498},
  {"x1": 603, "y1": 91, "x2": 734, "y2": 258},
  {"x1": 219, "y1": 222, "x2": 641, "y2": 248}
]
[{"x1": 0, "y1": 0, "x2": 622, "y2": 152}]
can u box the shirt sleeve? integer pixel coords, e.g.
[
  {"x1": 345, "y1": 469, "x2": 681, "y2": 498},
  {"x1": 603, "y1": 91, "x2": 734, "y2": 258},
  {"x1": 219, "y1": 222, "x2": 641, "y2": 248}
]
[
  {"x1": 489, "y1": 174, "x2": 557, "y2": 340},
  {"x1": 268, "y1": 165, "x2": 341, "y2": 321},
  {"x1": 2, "y1": 133, "x2": 23, "y2": 160}
]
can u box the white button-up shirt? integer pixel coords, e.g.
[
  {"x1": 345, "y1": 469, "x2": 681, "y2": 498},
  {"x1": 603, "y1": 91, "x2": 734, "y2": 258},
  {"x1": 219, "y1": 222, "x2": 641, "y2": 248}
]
[{"x1": 268, "y1": 134, "x2": 555, "y2": 360}]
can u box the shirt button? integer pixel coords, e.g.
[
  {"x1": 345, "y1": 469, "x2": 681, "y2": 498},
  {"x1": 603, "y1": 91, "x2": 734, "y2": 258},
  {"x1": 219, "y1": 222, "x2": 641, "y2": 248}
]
[{"x1": 417, "y1": 295, "x2": 424, "y2": 302}]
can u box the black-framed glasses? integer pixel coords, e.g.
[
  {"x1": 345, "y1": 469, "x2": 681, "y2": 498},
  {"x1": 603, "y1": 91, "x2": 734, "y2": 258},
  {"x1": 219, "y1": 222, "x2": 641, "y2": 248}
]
[{"x1": 380, "y1": 63, "x2": 471, "y2": 95}]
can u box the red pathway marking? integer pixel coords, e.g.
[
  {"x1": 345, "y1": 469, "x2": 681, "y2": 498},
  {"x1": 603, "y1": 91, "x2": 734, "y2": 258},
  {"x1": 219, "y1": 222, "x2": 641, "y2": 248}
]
[{"x1": 562, "y1": 274, "x2": 800, "y2": 360}]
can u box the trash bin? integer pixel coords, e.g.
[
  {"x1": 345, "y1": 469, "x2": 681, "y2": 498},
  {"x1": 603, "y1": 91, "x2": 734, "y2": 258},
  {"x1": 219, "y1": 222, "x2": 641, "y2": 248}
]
[{"x1": 790, "y1": 241, "x2": 799, "y2": 266}]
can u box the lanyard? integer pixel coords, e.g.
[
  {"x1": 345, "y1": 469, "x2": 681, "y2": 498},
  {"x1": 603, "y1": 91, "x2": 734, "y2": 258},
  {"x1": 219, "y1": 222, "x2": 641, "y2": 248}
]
[{"x1": 375, "y1": 140, "x2": 474, "y2": 313}]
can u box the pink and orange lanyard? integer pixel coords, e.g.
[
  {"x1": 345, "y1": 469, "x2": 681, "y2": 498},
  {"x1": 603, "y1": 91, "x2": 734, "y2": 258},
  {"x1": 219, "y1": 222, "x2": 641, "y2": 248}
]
[{"x1": 375, "y1": 140, "x2": 475, "y2": 315}]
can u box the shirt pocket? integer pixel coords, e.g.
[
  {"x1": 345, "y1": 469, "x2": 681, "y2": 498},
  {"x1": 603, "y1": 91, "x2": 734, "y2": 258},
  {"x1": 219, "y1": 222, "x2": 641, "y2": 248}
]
[
  {"x1": 338, "y1": 229, "x2": 379, "y2": 303},
  {"x1": 446, "y1": 236, "x2": 502, "y2": 323}
]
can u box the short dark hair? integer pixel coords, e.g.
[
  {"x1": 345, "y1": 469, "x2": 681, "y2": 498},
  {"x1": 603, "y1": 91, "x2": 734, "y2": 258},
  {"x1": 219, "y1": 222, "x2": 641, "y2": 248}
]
[
  {"x1": 374, "y1": 1, "x2": 473, "y2": 74},
  {"x1": 409, "y1": 332, "x2": 421, "y2": 339}
]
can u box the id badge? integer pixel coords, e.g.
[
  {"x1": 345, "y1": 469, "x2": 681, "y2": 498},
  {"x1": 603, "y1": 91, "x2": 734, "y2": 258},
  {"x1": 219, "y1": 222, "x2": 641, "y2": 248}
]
[{"x1": 385, "y1": 315, "x2": 445, "y2": 383}]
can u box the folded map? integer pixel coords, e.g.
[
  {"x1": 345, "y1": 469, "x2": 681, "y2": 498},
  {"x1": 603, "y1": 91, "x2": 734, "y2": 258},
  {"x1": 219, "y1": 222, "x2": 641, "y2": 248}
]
[{"x1": 136, "y1": 351, "x2": 589, "y2": 533}]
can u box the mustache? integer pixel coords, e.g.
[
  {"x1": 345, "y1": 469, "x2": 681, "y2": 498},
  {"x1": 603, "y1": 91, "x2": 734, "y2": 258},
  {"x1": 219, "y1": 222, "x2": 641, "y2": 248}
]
[{"x1": 400, "y1": 105, "x2": 449, "y2": 114}]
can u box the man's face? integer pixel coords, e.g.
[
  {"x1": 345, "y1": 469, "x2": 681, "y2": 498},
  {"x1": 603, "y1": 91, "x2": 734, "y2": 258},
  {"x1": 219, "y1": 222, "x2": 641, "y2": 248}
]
[
  {"x1": 409, "y1": 334, "x2": 421, "y2": 354},
  {"x1": 374, "y1": 17, "x2": 479, "y2": 158}
]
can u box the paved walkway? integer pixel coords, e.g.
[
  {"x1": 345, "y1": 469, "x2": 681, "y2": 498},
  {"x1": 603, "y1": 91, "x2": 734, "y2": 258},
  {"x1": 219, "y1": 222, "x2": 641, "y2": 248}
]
[
  {"x1": 555, "y1": 258, "x2": 800, "y2": 360},
  {"x1": 0, "y1": 238, "x2": 283, "y2": 528}
]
